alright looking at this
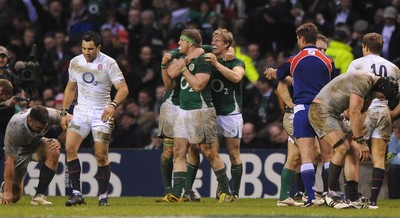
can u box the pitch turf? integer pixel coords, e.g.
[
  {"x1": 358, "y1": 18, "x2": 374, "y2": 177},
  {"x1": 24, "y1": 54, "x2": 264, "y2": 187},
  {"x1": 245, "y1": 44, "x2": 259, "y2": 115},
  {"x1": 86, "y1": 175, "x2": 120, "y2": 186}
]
[{"x1": 1, "y1": 196, "x2": 400, "y2": 217}]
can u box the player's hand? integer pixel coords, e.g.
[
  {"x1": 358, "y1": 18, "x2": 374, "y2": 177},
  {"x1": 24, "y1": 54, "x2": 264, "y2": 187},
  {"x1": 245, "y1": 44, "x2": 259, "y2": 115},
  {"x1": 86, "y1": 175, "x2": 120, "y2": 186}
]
[
  {"x1": 223, "y1": 47, "x2": 235, "y2": 61},
  {"x1": 143, "y1": 69, "x2": 154, "y2": 82},
  {"x1": 101, "y1": 106, "x2": 115, "y2": 122},
  {"x1": 357, "y1": 141, "x2": 370, "y2": 161},
  {"x1": 45, "y1": 138, "x2": 61, "y2": 151},
  {"x1": 3, "y1": 96, "x2": 17, "y2": 107},
  {"x1": 204, "y1": 53, "x2": 217, "y2": 66},
  {"x1": 162, "y1": 53, "x2": 172, "y2": 65},
  {"x1": 60, "y1": 116, "x2": 69, "y2": 130},
  {"x1": 264, "y1": 68, "x2": 276, "y2": 80},
  {"x1": 187, "y1": 48, "x2": 204, "y2": 63},
  {"x1": 1, "y1": 191, "x2": 13, "y2": 205}
]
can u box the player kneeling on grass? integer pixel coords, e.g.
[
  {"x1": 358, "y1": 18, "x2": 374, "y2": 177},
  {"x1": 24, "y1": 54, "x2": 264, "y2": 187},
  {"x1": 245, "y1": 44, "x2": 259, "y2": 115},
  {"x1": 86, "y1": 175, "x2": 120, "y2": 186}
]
[{"x1": 0, "y1": 105, "x2": 70, "y2": 205}]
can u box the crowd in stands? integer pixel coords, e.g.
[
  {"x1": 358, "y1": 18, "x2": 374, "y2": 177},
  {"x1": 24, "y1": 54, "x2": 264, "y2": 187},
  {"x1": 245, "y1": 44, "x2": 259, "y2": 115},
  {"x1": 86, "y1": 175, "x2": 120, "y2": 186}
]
[{"x1": 1, "y1": 0, "x2": 400, "y2": 149}]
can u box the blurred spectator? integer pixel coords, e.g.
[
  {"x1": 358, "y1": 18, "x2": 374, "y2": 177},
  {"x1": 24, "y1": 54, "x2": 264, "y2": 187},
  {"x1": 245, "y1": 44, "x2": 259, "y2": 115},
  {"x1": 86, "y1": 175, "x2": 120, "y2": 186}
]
[
  {"x1": 138, "y1": 88, "x2": 154, "y2": 114},
  {"x1": 0, "y1": 0, "x2": 15, "y2": 43},
  {"x1": 53, "y1": 30, "x2": 73, "y2": 89},
  {"x1": 100, "y1": 28, "x2": 122, "y2": 59},
  {"x1": 129, "y1": 46, "x2": 160, "y2": 98},
  {"x1": 17, "y1": 25, "x2": 42, "y2": 61},
  {"x1": 264, "y1": 122, "x2": 288, "y2": 149},
  {"x1": 246, "y1": 43, "x2": 266, "y2": 76},
  {"x1": 124, "y1": 98, "x2": 156, "y2": 145},
  {"x1": 374, "y1": 6, "x2": 400, "y2": 65},
  {"x1": 234, "y1": 45, "x2": 259, "y2": 85},
  {"x1": 276, "y1": 50, "x2": 290, "y2": 67},
  {"x1": 40, "y1": 32, "x2": 59, "y2": 88},
  {"x1": 241, "y1": 122, "x2": 264, "y2": 149},
  {"x1": 0, "y1": 46, "x2": 15, "y2": 84},
  {"x1": 263, "y1": 52, "x2": 277, "y2": 69},
  {"x1": 326, "y1": 28, "x2": 354, "y2": 74},
  {"x1": 150, "y1": 0, "x2": 166, "y2": 17},
  {"x1": 198, "y1": 0, "x2": 219, "y2": 44},
  {"x1": 387, "y1": 119, "x2": 400, "y2": 199},
  {"x1": 242, "y1": 4, "x2": 296, "y2": 56},
  {"x1": 153, "y1": 84, "x2": 165, "y2": 116},
  {"x1": 67, "y1": 0, "x2": 95, "y2": 45},
  {"x1": 334, "y1": 0, "x2": 360, "y2": 28},
  {"x1": 42, "y1": 87, "x2": 56, "y2": 108},
  {"x1": 101, "y1": 9, "x2": 126, "y2": 36},
  {"x1": 47, "y1": 0, "x2": 68, "y2": 32},
  {"x1": 350, "y1": 19, "x2": 369, "y2": 59},
  {"x1": 170, "y1": 1, "x2": 190, "y2": 28},
  {"x1": 110, "y1": 111, "x2": 147, "y2": 148},
  {"x1": 0, "y1": 79, "x2": 16, "y2": 156},
  {"x1": 144, "y1": 128, "x2": 163, "y2": 150},
  {"x1": 27, "y1": 0, "x2": 67, "y2": 35},
  {"x1": 244, "y1": 77, "x2": 283, "y2": 132},
  {"x1": 127, "y1": 7, "x2": 143, "y2": 63},
  {"x1": 372, "y1": 7, "x2": 385, "y2": 30},
  {"x1": 140, "y1": 9, "x2": 171, "y2": 61}
]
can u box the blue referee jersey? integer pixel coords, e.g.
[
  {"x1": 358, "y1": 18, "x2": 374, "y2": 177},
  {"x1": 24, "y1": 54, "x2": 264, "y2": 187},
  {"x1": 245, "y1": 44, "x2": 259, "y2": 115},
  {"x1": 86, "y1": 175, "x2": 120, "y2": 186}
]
[{"x1": 276, "y1": 46, "x2": 335, "y2": 104}]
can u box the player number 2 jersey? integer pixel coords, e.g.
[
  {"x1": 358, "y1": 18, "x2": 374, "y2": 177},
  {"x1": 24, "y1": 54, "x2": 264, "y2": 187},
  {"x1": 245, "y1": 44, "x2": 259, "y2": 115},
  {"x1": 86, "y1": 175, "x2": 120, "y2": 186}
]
[
  {"x1": 211, "y1": 58, "x2": 245, "y2": 115},
  {"x1": 179, "y1": 55, "x2": 214, "y2": 110}
]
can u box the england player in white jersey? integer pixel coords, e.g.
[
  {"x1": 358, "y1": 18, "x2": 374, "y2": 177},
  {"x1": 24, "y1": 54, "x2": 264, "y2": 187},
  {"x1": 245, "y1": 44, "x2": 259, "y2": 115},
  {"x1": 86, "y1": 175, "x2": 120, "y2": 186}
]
[
  {"x1": 60, "y1": 31, "x2": 129, "y2": 207},
  {"x1": 347, "y1": 32, "x2": 400, "y2": 208}
]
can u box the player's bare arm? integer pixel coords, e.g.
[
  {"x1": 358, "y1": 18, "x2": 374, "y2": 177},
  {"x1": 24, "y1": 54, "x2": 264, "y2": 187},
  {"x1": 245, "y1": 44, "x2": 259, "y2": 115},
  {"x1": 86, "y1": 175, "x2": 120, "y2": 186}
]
[
  {"x1": 161, "y1": 66, "x2": 174, "y2": 90},
  {"x1": 167, "y1": 58, "x2": 186, "y2": 79},
  {"x1": 101, "y1": 80, "x2": 129, "y2": 122},
  {"x1": 390, "y1": 102, "x2": 400, "y2": 119},
  {"x1": 181, "y1": 69, "x2": 210, "y2": 92},
  {"x1": 60, "y1": 81, "x2": 77, "y2": 130},
  {"x1": 277, "y1": 78, "x2": 295, "y2": 109},
  {"x1": 1, "y1": 153, "x2": 16, "y2": 205},
  {"x1": 348, "y1": 93, "x2": 370, "y2": 161},
  {"x1": 205, "y1": 53, "x2": 244, "y2": 83},
  {"x1": 161, "y1": 52, "x2": 176, "y2": 86}
]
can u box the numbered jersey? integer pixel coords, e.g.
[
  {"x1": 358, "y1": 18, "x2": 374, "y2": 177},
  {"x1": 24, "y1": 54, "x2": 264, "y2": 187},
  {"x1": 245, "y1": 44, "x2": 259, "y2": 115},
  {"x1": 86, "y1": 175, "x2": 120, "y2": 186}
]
[
  {"x1": 68, "y1": 52, "x2": 125, "y2": 108},
  {"x1": 348, "y1": 54, "x2": 400, "y2": 108},
  {"x1": 211, "y1": 57, "x2": 245, "y2": 115},
  {"x1": 179, "y1": 54, "x2": 214, "y2": 110}
]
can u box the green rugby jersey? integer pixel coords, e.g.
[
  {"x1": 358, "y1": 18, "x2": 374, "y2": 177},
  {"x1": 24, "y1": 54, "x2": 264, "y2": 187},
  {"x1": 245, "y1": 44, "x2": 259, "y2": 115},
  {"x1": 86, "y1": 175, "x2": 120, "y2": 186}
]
[
  {"x1": 211, "y1": 57, "x2": 245, "y2": 115},
  {"x1": 180, "y1": 54, "x2": 214, "y2": 110},
  {"x1": 162, "y1": 77, "x2": 180, "y2": 106}
]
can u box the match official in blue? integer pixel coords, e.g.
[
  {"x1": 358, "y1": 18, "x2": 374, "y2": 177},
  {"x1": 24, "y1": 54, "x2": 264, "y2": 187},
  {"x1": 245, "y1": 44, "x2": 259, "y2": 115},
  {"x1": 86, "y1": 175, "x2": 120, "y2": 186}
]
[{"x1": 265, "y1": 23, "x2": 336, "y2": 207}]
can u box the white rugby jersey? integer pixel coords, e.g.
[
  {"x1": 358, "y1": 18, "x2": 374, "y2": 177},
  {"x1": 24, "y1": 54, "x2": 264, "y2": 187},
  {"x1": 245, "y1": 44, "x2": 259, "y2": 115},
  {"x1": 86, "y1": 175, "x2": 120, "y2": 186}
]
[
  {"x1": 348, "y1": 54, "x2": 400, "y2": 108},
  {"x1": 4, "y1": 108, "x2": 60, "y2": 157},
  {"x1": 68, "y1": 52, "x2": 125, "y2": 108}
]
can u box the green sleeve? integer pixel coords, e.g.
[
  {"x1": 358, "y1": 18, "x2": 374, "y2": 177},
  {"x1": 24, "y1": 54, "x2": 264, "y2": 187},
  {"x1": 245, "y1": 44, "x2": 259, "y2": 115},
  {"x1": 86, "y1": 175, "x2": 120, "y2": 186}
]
[
  {"x1": 201, "y1": 45, "x2": 213, "y2": 53},
  {"x1": 168, "y1": 49, "x2": 182, "y2": 59}
]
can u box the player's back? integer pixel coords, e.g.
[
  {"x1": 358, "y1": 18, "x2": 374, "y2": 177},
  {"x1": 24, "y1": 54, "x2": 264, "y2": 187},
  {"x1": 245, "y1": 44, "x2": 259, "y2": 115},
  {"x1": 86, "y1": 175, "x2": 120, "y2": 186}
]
[
  {"x1": 289, "y1": 47, "x2": 334, "y2": 105},
  {"x1": 348, "y1": 54, "x2": 400, "y2": 79},
  {"x1": 348, "y1": 54, "x2": 400, "y2": 108}
]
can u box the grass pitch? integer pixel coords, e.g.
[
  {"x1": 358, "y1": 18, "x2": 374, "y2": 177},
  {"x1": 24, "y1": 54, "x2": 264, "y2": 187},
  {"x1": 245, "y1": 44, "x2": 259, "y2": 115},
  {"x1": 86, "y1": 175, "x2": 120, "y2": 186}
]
[{"x1": 1, "y1": 196, "x2": 400, "y2": 217}]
